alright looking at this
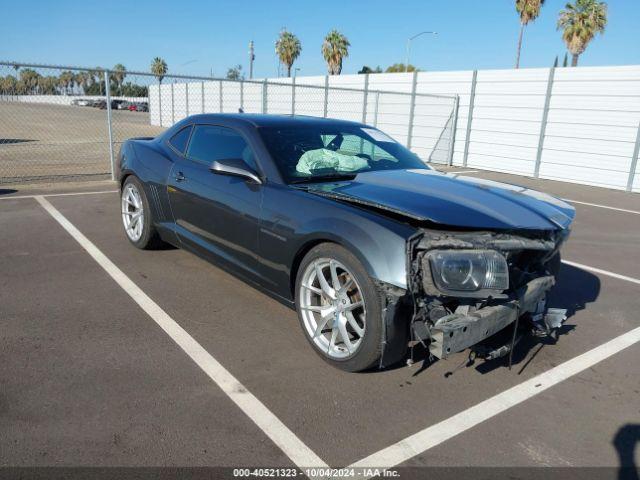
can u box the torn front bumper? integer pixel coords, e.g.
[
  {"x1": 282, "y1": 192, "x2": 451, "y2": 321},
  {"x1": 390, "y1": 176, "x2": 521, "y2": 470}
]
[{"x1": 427, "y1": 275, "x2": 555, "y2": 359}]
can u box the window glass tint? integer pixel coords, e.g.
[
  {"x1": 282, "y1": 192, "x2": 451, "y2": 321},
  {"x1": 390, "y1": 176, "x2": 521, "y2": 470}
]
[
  {"x1": 187, "y1": 125, "x2": 257, "y2": 170},
  {"x1": 168, "y1": 126, "x2": 192, "y2": 154}
]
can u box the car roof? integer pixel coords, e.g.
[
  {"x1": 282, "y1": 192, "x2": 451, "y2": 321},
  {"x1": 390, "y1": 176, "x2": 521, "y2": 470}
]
[{"x1": 183, "y1": 113, "x2": 366, "y2": 129}]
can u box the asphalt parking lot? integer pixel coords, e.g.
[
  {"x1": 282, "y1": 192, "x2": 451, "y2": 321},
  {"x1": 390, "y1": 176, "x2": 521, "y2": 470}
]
[
  {"x1": 0, "y1": 102, "x2": 163, "y2": 181},
  {"x1": 1, "y1": 169, "x2": 639, "y2": 478}
]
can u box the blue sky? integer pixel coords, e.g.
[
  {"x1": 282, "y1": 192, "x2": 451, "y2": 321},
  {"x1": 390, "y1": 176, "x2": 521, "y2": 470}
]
[{"x1": 2, "y1": 0, "x2": 638, "y2": 77}]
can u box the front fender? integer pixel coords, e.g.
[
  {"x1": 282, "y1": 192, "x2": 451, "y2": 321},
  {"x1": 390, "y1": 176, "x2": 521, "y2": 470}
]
[{"x1": 293, "y1": 217, "x2": 411, "y2": 290}]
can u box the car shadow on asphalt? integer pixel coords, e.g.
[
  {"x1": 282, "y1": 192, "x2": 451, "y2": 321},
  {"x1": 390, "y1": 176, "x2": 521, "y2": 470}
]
[
  {"x1": 405, "y1": 263, "x2": 601, "y2": 378},
  {"x1": 0, "y1": 189, "x2": 18, "y2": 196}
]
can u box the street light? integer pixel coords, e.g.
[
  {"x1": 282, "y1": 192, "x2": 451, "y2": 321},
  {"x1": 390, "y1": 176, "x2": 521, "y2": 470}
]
[{"x1": 406, "y1": 31, "x2": 438, "y2": 71}]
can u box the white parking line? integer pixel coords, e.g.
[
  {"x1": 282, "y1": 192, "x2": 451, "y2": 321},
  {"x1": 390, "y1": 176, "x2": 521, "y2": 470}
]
[
  {"x1": 563, "y1": 199, "x2": 640, "y2": 215},
  {"x1": 444, "y1": 170, "x2": 479, "y2": 174},
  {"x1": 0, "y1": 190, "x2": 118, "y2": 200},
  {"x1": 32, "y1": 192, "x2": 640, "y2": 475},
  {"x1": 350, "y1": 259, "x2": 640, "y2": 472},
  {"x1": 351, "y1": 325, "x2": 640, "y2": 471},
  {"x1": 562, "y1": 260, "x2": 640, "y2": 286},
  {"x1": 34, "y1": 196, "x2": 328, "y2": 473}
]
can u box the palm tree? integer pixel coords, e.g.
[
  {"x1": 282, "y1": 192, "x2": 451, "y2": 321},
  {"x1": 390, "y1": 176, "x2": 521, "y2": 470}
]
[
  {"x1": 322, "y1": 29, "x2": 350, "y2": 75},
  {"x1": 514, "y1": 0, "x2": 545, "y2": 68},
  {"x1": 557, "y1": 0, "x2": 607, "y2": 67},
  {"x1": 275, "y1": 30, "x2": 302, "y2": 77},
  {"x1": 111, "y1": 63, "x2": 127, "y2": 95},
  {"x1": 75, "y1": 72, "x2": 89, "y2": 94},
  {"x1": 59, "y1": 70, "x2": 74, "y2": 95},
  {"x1": 150, "y1": 57, "x2": 168, "y2": 125},
  {"x1": 90, "y1": 67, "x2": 104, "y2": 95},
  {"x1": 19, "y1": 69, "x2": 40, "y2": 94},
  {"x1": 151, "y1": 57, "x2": 168, "y2": 83},
  {"x1": 385, "y1": 63, "x2": 418, "y2": 73}
]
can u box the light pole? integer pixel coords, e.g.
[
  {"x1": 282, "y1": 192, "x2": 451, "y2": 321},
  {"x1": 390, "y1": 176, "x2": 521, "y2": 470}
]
[
  {"x1": 406, "y1": 31, "x2": 438, "y2": 71},
  {"x1": 248, "y1": 40, "x2": 255, "y2": 79},
  {"x1": 294, "y1": 67, "x2": 300, "y2": 79}
]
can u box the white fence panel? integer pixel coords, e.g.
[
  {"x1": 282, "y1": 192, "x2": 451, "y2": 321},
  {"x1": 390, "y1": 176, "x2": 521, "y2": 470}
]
[
  {"x1": 539, "y1": 66, "x2": 640, "y2": 190},
  {"x1": 146, "y1": 65, "x2": 640, "y2": 192}
]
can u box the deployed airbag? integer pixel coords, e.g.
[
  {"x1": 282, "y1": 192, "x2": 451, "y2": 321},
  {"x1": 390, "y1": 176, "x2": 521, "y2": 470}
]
[{"x1": 296, "y1": 148, "x2": 368, "y2": 175}]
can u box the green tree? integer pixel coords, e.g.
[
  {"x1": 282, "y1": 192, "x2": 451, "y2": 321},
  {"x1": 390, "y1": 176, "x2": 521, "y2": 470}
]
[
  {"x1": 120, "y1": 82, "x2": 148, "y2": 97},
  {"x1": 357, "y1": 65, "x2": 382, "y2": 74},
  {"x1": 557, "y1": 0, "x2": 607, "y2": 67},
  {"x1": 226, "y1": 64, "x2": 243, "y2": 80},
  {"x1": 39, "y1": 76, "x2": 59, "y2": 95},
  {"x1": 59, "y1": 70, "x2": 75, "y2": 95},
  {"x1": 75, "y1": 72, "x2": 89, "y2": 94},
  {"x1": 111, "y1": 64, "x2": 127, "y2": 93},
  {"x1": 385, "y1": 63, "x2": 417, "y2": 73},
  {"x1": 1, "y1": 75, "x2": 18, "y2": 95},
  {"x1": 322, "y1": 29, "x2": 350, "y2": 75},
  {"x1": 515, "y1": 0, "x2": 546, "y2": 69},
  {"x1": 151, "y1": 57, "x2": 168, "y2": 83},
  {"x1": 275, "y1": 30, "x2": 302, "y2": 77},
  {"x1": 562, "y1": 52, "x2": 569, "y2": 67},
  {"x1": 19, "y1": 69, "x2": 40, "y2": 94}
]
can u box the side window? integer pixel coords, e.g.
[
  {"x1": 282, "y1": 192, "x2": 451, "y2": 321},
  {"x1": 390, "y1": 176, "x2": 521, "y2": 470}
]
[
  {"x1": 186, "y1": 125, "x2": 258, "y2": 171},
  {"x1": 168, "y1": 126, "x2": 192, "y2": 154}
]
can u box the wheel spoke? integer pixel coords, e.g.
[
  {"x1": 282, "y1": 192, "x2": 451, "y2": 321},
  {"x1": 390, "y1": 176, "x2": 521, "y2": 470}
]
[
  {"x1": 328, "y1": 327, "x2": 339, "y2": 353},
  {"x1": 302, "y1": 283, "x2": 323, "y2": 295},
  {"x1": 314, "y1": 311, "x2": 335, "y2": 338},
  {"x1": 126, "y1": 190, "x2": 136, "y2": 208},
  {"x1": 337, "y1": 319, "x2": 353, "y2": 354},
  {"x1": 135, "y1": 216, "x2": 143, "y2": 237},
  {"x1": 346, "y1": 311, "x2": 365, "y2": 337},
  {"x1": 343, "y1": 300, "x2": 363, "y2": 312},
  {"x1": 340, "y1": 277, "x2": 354, "y2": 294},
  {"x1": 300, "y1": 305, "x2": 324, "y2": 313},
  {"x1": 315, "y1": 262, "x2": 335, "y2": 299},
  {"x1": 131, "y1": 191, "x2": 141, "y2": 209},
  {"x1": 329, "y1": 260, "x2": 341, "y2": 290}
]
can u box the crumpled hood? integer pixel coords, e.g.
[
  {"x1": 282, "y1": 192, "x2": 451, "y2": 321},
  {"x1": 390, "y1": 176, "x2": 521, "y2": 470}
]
[{"x1": 306, "y1": 169, "x2": 575, "y2": 230}]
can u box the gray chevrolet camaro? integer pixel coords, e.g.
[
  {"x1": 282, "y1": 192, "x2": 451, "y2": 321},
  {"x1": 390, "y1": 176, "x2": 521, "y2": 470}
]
[{"x1": 117, "y1": 114, "x2": 575, "y2": 372}]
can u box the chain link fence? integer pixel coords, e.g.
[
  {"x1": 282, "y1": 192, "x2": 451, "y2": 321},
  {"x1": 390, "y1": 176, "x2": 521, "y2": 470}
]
[{"x1": 0, "y1": 62, "x2": 458, "y2": 184}]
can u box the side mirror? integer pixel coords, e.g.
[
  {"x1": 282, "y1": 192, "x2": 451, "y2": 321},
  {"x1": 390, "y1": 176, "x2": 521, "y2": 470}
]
[{"x1": 210, "y1": 158, "x2": 262, "y2": 184}]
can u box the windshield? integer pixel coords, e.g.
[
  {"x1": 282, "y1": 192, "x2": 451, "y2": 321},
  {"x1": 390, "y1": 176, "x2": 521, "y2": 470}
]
[{"x1": 258, "y1": 125, "x2": 430, "y2": 183}]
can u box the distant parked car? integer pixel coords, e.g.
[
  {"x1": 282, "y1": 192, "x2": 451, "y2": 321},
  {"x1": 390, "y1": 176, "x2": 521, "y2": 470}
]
[
  {"x1": 94, "y1": 100, "x2": 107, "y2": 109},
  {"x1": 111, "y1": 99, "x2": 125, "y2": 109},
  {"x1": 128, "y1": 102, "x2": 149, "y2": 112},
  {"x1": 118, "y1": 101, "x2": 132, "y2": 110},
  {"x1": 71, "y1": 98, "x2": 92, "y2": 107}
]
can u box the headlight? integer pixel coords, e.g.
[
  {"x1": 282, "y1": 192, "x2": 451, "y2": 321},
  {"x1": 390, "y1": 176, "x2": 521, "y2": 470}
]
[{"x1": 427, "y1": 249, "x2": 508, "y2": 297}]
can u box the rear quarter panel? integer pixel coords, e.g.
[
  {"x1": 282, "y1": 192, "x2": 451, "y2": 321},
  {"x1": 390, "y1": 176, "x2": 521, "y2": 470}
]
[{"x1": 119, "y1": 138, "x2": 178, "y2": 244}]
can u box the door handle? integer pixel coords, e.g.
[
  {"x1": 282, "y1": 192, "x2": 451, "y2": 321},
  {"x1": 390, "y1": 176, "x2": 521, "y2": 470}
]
[{"x1": 174, "y1": 171, "x2": 186, "y2": 182}]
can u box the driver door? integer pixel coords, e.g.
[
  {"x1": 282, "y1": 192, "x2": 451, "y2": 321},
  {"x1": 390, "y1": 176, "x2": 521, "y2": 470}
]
[{"x1": 167, "y1": 124, "x2": 264, "y2": 283}]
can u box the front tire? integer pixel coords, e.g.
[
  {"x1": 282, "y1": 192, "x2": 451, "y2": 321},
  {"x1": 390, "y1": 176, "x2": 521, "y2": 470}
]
[
  {"x1": 295, "y1": 243, "x2": 384, "y2": 372},
  {"x1": 121, "y1": 176, "x2": 163, "y2": 250}
]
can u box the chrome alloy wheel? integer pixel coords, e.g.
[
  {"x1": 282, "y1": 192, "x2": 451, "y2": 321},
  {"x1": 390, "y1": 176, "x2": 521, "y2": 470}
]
[
  {"x1": 299, "y1": 258, "x2": 366, "y2": 359},
  {"x1": 121, "y1": 183, "x2": 144, "y2": 242}
]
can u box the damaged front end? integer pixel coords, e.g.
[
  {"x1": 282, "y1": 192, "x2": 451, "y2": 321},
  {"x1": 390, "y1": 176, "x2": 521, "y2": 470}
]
[{"x1": 381, "y1": 228, "x2": 570, "y2": 368}]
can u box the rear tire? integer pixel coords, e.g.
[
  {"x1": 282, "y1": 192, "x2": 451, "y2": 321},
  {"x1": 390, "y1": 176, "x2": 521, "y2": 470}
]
[
  {"x1": 121, "y1": 176, "x2": 164, "y2": 250},
  {"x1": 295, "y1": 243, "x2": 384, "y2": 372}
]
